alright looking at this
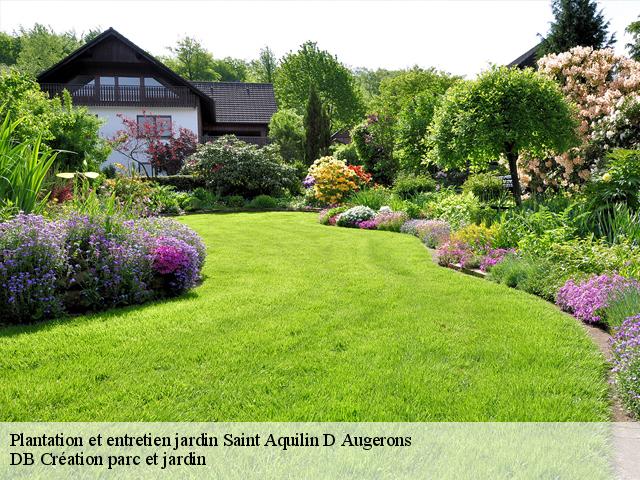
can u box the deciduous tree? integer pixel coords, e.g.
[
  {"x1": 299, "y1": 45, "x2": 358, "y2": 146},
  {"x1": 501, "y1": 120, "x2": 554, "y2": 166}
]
[
  {"x1": 428, "y1": 66, "x2": 578, "y2": 204},
  {"x1": 275, "y1": 41, "x2": 364, "y2": 129}
]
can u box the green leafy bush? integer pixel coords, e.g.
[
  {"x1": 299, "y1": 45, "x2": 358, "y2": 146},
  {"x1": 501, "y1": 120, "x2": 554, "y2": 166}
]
[
  {"x1": 248, "y1": 194, "x2": 278, "y2": 209},
  {"x1": 423, "y1": 192, "x2": 481, "y2": 230},
  {"x1": 392, "y1": 173, "x2": 436, "y2": 199},
  {"x1": 319, "y1": 205, "x2": 349, "y2": 225},
  {"x1": 462, "y1": 173, "x2": 504, "y2": 202},
  {"x1": 182, "y1": 135, "x2": 299, "y2": 198},
  {"x1": 332, "y1": 142, "x2": 359, "y2": 165},
  {"x1": 223, "y1": 195, "x2": 245, "y2": 208}
]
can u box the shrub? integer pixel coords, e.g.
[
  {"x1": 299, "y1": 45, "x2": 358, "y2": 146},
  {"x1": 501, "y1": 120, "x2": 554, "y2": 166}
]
[
  {"x1": 436, "y1": 241, "x2": 473, "y2": 267},
  {"x1": 415, "y1": 220, "x2": 451, "y2": 248},
  {"x1": 351, "y1": 115, "x2": 397, "y2": 185},
  {"x1": 188, "y1": 188, "x2": 219, "y2": 210},
  {"x1": 400, "y1": 219, "x2": 428, "y2": 236},
  {"x1": 392, "y1": 173, "x2": 436, "y2": 199},
  {"x1": 0, "y1": 214, "x2": 206, "y2": 324},
  {"x1": 147, "y1": 127, "x2": 198, "y2": 175},
  {"x1": 336, "y1": 206, "x2": 376, "y2": 228},
  {"x1": 63, "y1": 214, "x2": 155, "y2": 311},
  {"x1": 356, "y1": 219, "x2": 378, "y2": 230},
  {"x1": 556, "y1": 274, "x2": 640, "y2": 325},
  {"x1": 182, "y1": 135, "x2": 299, "y2": 198},
  {"x1": 374, "y1": 211, "x2": 408, "y2": 232},
  {"x1": 487, "y1": 254, "x2": 539, "y2": 289},
  {"x1": 332, "y1": 142, "x2": 359, "y2": 165},
  {"x1": 462, "y1": 173, "x2": 505, "y2": 202},
  {"x1": 223, "y1": 195, "x2": 246, "y2": 208},
  {"x1": 423, "y1": 192, "x2": 482, "y2": 230},
  {"x1": 611, "y1": 315, "x2": 640, "y2": 417},
  {"x1": 130, "y1": 217, "x2": 206, "y2": 269},
  {"x1": 307, "y1": 156, "x2": 367, "y2": 205},
  {"x1": 451, "y1": 223, "x2": 498, "y2": 254},
  {"x1": 268, "y1": 108, "x2": 304, "y2": 163},
  {"x1": 248, "y1": 194, "x2": 278, "y2": 209}
]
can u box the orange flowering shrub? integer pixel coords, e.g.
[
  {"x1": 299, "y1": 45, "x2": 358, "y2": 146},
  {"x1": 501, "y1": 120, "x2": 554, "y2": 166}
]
[{"x1": 307, "y1": 156, "x2": 370, "y2": 204}]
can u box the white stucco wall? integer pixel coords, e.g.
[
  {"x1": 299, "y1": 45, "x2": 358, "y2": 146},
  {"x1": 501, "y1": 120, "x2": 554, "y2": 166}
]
[{"x1": 90, "y1": 106, "x2": 199, "y2": 172}]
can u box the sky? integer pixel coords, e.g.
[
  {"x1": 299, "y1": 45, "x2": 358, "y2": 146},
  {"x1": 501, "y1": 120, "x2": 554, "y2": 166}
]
[{"x1": 0, "y1": 0, "x2": 637, "y2": 78}]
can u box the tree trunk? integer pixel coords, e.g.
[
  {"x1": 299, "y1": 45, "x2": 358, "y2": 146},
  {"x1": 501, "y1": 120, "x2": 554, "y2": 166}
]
[{"x1": 505, "y1": 142, "x2": 522, "y2": 206}]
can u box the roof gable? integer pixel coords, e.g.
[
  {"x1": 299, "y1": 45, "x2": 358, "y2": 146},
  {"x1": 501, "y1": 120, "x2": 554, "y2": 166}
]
[
  {"x1": 192, "y1": 82, "x2": 277, "y2": 124},
  {"x1": 37, "y1": 28, "x2": 214, "y2": 112}
]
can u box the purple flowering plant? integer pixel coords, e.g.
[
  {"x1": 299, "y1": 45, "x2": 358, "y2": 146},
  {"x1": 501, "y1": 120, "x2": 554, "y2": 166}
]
[
  {"x1": 556, "y1": 274, "x2": 640, "y2": 325},
  {"x1": 415, "y1": 220, "x2": 451, "y2": 248},
  {"x1": 303, "y1": 175, "x2": 316, "y2": 189},
  {"x1": 0, "y1": 214, "x2": 206, "y2": 324},
  {"x1": 611, "y1": 315, "x2": 640, "y2": 417}
]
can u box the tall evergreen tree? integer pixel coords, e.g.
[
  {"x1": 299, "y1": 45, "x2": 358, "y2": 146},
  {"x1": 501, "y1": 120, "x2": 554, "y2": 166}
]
[
  {"x1": 539, "y1": 0, "x2": 616, "y2": 56},
  {"x1": 626, "y1": 17, "x2": 640, "y2": 61},
  {"x1": 304, "y1": 86, "x2": 331, "y2": 165}
]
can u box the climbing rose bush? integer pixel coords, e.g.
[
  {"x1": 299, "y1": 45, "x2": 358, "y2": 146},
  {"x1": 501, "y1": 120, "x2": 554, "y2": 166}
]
[
  {"x1": 556, "y1": 274, "x2": 640, "y2": 325},
  {"x1": 611, "y1": 315, "x2": 640, "y2": 417},
  {"x1": 307, "y1": 156, "x2": 368, "y2": 204}
]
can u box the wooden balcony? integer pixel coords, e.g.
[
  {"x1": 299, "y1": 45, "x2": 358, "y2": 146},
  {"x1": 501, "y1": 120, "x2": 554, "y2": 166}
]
[{"x1": 40, "y1": 83, "x2": 198, "y2": 108}]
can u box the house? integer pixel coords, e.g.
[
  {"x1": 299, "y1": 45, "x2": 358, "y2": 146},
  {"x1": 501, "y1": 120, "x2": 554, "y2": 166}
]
[
  {"x1": 507, "y1": 43, "x2": 543, "y2": 69},
  {"x1": 37, "y1": 28, "x2": 277, "y2": 172}
]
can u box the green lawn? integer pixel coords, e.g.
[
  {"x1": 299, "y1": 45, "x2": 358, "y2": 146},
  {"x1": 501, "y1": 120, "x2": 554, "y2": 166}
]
[{"x1": 0, "y1": 212, "x2": 610, "y2": 421}]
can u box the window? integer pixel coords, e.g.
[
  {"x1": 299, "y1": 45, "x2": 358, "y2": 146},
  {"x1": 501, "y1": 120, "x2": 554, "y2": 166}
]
[
  {"x1": 137, "y1": 115, "x2": 172, "y2": 138},
  {"x1": 144, "y1": 77, "x2": 163, "y2": 87}
]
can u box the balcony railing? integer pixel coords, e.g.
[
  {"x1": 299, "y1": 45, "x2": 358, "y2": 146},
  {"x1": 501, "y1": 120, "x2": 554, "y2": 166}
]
[{"x1": 40, "y1": 83, "x2": 198, "y2": 108}]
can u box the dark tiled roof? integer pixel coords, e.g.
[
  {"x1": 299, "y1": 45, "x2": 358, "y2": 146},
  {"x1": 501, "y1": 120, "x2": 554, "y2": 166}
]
[
  {"x1": 508, "y1": 43, "x2": 542, "y2": 69},
  {"x1": 191, "y1": 82, "x2": 277, "y2": 124}
]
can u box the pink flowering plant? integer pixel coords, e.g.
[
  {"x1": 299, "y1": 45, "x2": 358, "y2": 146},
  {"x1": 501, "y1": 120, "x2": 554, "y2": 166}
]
[
  {"x1": 611, "y1": 314, "x2": 640, "y2": 417},
  {"x1": 480, "y1": 248, "x2": 516, "y2": 272},
  {"x1": 152, "y1": 237, "x2": 201, "y2": 292},
  {"x1": 556, "y1": 274, "x2": 640, "y2": 325},
  {"x1": 374, "y1": 211, "x2": 408, "y2": 232}
]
